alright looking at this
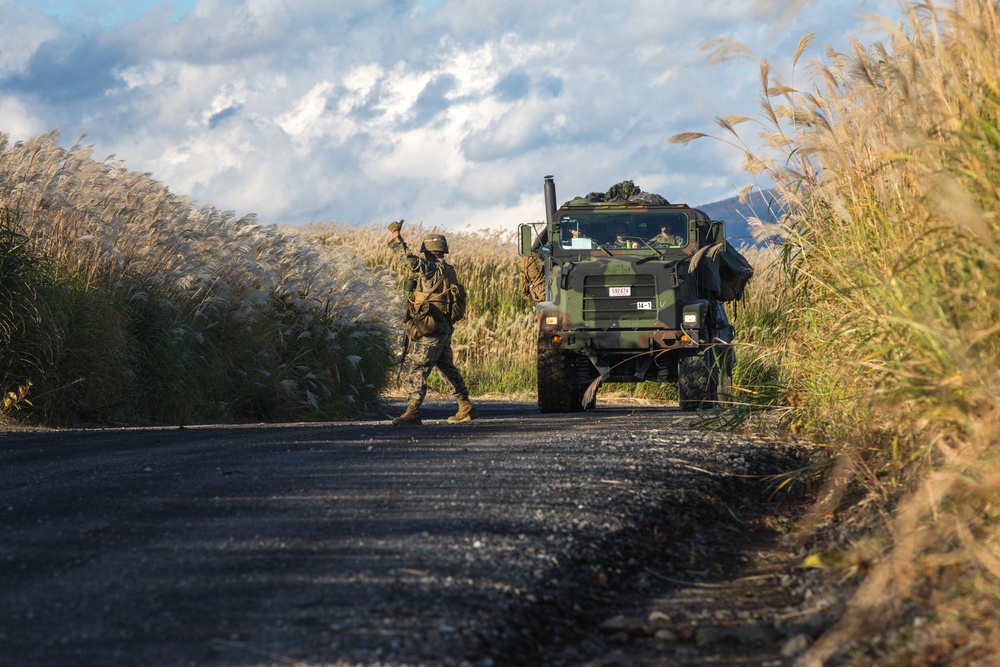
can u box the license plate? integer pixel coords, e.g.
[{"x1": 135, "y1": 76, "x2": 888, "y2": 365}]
[
  {"x1": 608, "y1": 286, "x2": 631, "y2": 297},
  {"x1": 636, "y1": 301, "x2": 653, "y2": 310}
]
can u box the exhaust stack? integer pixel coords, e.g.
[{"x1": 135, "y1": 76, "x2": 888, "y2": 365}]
[{"x1": 543, "y1": 175, "x2": 557, "y2": 228}]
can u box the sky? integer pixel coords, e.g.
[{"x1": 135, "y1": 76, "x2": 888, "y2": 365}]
[{"x1": 0, "y1": 0, "x2": 906, "y2": 231}]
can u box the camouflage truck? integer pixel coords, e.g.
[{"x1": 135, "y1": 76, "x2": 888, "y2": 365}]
[{"x1": 517, "y1": 176, "x2": 753, "y2": 413}]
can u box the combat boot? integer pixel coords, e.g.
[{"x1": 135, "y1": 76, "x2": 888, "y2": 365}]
[
  {"x1": 447, "y1": 397, "x2": 479, "y2": 424},
  {"x1": 392, "y1": 400, "x2": 422, "y2": 425}
]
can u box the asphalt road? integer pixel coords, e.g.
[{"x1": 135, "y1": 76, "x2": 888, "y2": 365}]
[{"x1": 0, "y1": 398, "x2": 810, "y2": 667}]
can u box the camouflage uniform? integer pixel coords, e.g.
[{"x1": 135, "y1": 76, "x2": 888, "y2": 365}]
[
  {"x1": 398, "y1": 332, "x2": 468, "y2": 405},
  {"x1": 651, "y1": 229, "x2": 683, "y2": 246},
  {"x1": 388, "y1": 224, "x2": 477, "y2": 425}
]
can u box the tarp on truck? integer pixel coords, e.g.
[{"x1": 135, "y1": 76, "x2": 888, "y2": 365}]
[
  {"x1": 717, "y1": 242, "x2": 755, "y2": 302},
  {"x1": 690, "y1": 242, "x2": 755, "y2": 302}
]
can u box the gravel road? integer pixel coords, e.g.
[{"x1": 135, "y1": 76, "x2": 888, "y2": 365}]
[{"x1": 0, "y1": 398, "x2": 829, "y2": 667}]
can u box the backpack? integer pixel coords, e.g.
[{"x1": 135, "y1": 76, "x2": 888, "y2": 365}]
[
  {"x1": 431, "y1": 263, "x2": 466, "y2": 324},
  {"x1": 407, "y1": 263, "x2": 466, "y2": 338}
]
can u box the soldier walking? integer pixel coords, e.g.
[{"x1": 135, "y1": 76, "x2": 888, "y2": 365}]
[{"x1": 388, "y1": 220, "x2": 478, "y2": 426}]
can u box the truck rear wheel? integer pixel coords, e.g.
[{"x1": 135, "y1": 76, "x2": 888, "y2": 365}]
[
  {"x1": 677, "y1": 349, "x2": 719, "y2": 411},
  {"x1": 538, "y1": 348, "x2": 586, "y2": 413}
]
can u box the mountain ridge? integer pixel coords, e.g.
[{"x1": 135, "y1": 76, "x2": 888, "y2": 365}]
[{"x1": 695, "y1": 189, "x2": 784, "y2": 246}]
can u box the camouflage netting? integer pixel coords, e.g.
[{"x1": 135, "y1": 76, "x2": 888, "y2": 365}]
[
  {"x1": 517, "y1": 255, "x2": 546, "y2": 302},
  {"x1": 565, "y1": 180, "x2": 671, "y2": 206}
]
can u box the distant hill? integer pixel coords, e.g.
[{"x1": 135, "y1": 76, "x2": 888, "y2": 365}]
[{"x1": 694, "y1": 189, "x2": 785, "y2": 246}]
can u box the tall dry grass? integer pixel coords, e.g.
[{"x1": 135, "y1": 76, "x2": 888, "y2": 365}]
[
  {"x1": 724, "y1": 243, "x2": 790, "y2": 413},
  {"x1": 673, "y1": 0, "x2": 1000, "y2": 662},
  {"x1": 0, "y1": 131, "x2": 397, "y2": 424}
]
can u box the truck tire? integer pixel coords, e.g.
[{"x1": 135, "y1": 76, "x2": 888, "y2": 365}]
[
  {"x1": 538, "y1": 348, "x2": 585, "y2": 413},
  {"x1": 677, "y1": 349, "x2": 719, "y2": 411}
]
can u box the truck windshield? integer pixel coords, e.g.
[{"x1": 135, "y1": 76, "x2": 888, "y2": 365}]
[{"x1": 557, "y1": 211, "x2": 689, "y2": 251}]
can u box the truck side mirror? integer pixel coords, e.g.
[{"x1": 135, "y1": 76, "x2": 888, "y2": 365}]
[
  {"x1": 518, "y1": 224, "x2": 535, "y2": 256},
  {"x1": 708, "y1": 221, "x2": 727, "y2": 250}
]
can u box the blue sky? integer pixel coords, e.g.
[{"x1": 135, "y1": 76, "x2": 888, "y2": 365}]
[
  {"x1": 0, "y1": 0, "x2": 905, "y2": 230},
  {"x1": 32, "y1": 0, "x2": 195, "y2": 25}
]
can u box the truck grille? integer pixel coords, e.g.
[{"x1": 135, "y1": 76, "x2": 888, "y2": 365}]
[{"x1": 583, "y1": 274, "x2": 657, "y2": 326}]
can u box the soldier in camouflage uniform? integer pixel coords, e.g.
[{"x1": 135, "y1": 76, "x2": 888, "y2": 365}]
[
  {"x1": 388, "y1": 221, "x2": 478, "y2": 426},
  {"x1": 650, "y1": 224, "x2": 683, "y2": 247}
]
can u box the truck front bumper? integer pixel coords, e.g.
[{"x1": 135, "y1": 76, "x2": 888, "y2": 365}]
[{"x1": 537, "y1": 328, "x2": 704, "y2": 352}]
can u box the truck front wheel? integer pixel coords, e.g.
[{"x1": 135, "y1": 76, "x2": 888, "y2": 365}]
[
  {"x1": 677, "y1": 349, "x2": 719, "y2": 411},
  {"x1": 537, "y1": 348, "x2": 586, "y2": 413}
]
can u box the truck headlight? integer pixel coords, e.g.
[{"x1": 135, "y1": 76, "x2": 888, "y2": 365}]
[{"x1": 682, "y1": 301, "x2": 709, "y2": 329}]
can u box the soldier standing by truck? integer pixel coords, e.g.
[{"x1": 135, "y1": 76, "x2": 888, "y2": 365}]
[{"x1": 387, "y1": 220, "x2": 478, "y2": 426}]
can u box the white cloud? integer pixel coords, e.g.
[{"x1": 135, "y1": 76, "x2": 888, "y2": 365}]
[
  {"x1": 278, "y1": 80, "x2": 339, "y2": 148},
  {"x1": 0, "y1": 2, "x2": 60, "y2": 77},
  {"x1": 367, "y1": 125, "x2": 467, "y2": 182},
  {"x1": 0, "y1": 0, "x2": 908, "y2": 231},
  {"x1": 0, "y1": 96, "x2": 41, "y2": 139}
]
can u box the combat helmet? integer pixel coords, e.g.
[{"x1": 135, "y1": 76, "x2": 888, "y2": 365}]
[{"x1": 419, "y1": 233, "x2": 449, "y2": 254}]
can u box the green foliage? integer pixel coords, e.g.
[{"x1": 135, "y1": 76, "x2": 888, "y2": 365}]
[
  {"x1": 1, "y1": 381, "x2": 31, "y2": 418},
  {"x1": 0, "y1": 206, "x2": 49, "y2": 419}
]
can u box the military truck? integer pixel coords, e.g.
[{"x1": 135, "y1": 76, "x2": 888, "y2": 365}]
[{"x1": 517, "y1": 176, "x2": 753, "y2": 412}]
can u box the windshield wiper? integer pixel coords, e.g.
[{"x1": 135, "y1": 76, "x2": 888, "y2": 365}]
[
  {"x1": 592, "y1": 241, "x2": 614, "y2": 256},
  {"x1": 635, "y1": 236, "x2": 666, "y2": 259}
]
